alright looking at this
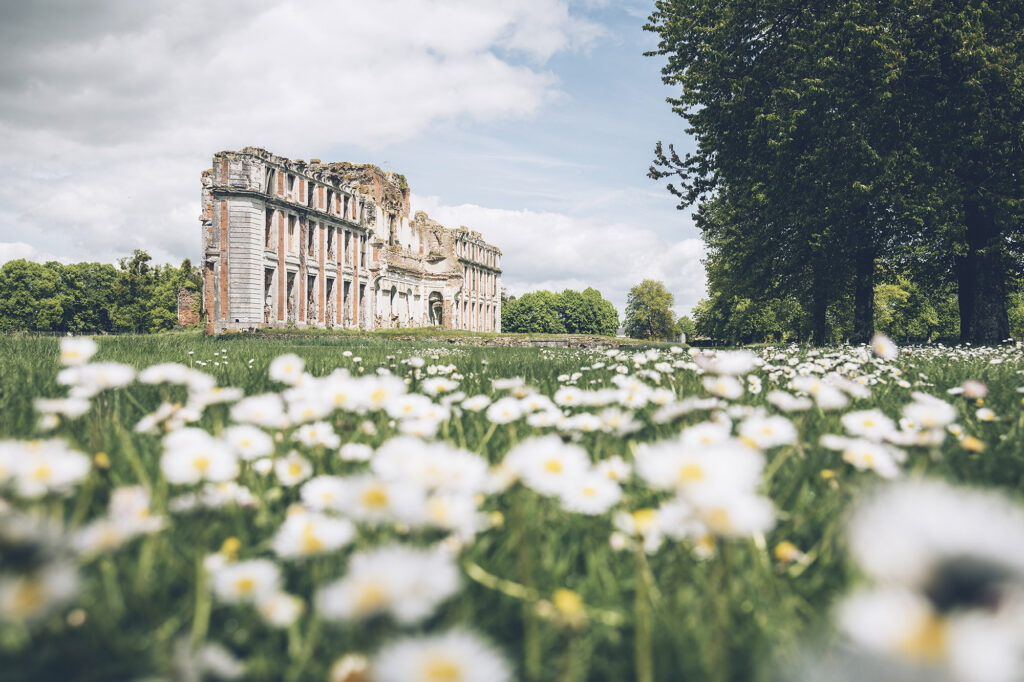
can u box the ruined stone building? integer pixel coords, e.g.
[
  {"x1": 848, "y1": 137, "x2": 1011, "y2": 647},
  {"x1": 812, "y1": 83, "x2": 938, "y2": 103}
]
[{"x1": 200, "y1": 147, "x2": 502, "y2": 334}]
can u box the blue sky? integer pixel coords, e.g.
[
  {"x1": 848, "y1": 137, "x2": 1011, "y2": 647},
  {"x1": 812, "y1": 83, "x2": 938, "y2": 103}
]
[{"x1": 0, "y1": 0, "x2": 704, "y2": 315}]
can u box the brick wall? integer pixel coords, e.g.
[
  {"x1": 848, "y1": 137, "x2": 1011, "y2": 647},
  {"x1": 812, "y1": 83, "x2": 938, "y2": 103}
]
[{"x1": 177, "y1": 289, "x2": 199, "y2": 326}]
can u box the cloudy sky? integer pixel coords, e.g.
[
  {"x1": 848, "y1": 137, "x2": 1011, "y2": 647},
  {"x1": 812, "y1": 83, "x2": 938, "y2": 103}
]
[{"x1": 0, "y1": 0, "x2": 703, "y2": 315}]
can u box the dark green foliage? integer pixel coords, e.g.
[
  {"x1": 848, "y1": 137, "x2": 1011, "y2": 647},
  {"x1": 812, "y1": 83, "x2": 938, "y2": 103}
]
[
  {"x1": 0, "y1": 260, "x2": 66, "y2": 332},
  {"x1": 647, "y1": 0, "x2": 1024, "y2": 344},
  {"x1": 624, "y1": 280, "x2": 677, "y2": 340},
  {"x1": 502, "y1": 288, "x2": 619, "y2": 335},
  {"x1": 693, "y1": 294, "x2": 808, "y2": 345},
  {"x1": 675, "y1": 315, "x2": 695, "y2": 339},
  {"x1": 0, "y1": 251, "x2": 200, "y2": 334}
]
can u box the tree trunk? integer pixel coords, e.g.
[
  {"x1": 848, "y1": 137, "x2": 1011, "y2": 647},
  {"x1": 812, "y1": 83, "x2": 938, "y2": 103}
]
[
  {"x1": 957, "y1": 199, "x2": 1009, "y2": 344},
  {"x1": 812, "y1": 264, "x2": 828, "y2": 346},
  {"x1": 852, "y1": 241, "x2": 875, "y2": 344}
]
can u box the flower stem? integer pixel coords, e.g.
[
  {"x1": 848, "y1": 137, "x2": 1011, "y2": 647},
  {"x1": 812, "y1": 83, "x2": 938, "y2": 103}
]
[
  {"x1": 475, "y1": 422, "x2": 498, "y2": 456},
  {"x1": 286, "y1": 616, "x2": 321, "y2": 682},
  {"x1": 709, "y1": 541, "x2": 731, "y2": 682},
  {"x1": 190, "y1": 557, "x2": 211, "y2": 647},
  {"x1": 116, "y1": 423, "x2": 151, "y2": 491},
  {"x1": 634, "y1": 544, "x2": 654, "y2": 682},
  {"x1": 100, "y1": 558, "x2": 125, "y2": 617},
  {"x1": 513, "y1": 489, "x2": 542, "y2": 682}
]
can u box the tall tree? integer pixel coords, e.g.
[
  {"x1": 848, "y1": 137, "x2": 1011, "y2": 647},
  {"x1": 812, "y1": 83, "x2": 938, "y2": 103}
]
[
  {"x1": 894, "y1": 1, "x2": 1024, "y2": 343},
  {"x1": 647, "y1": 1, "x2": 1022, "y2": 345},
  {"x1": 647, "y1": 2, "x2": 903, "y2": 344},
  {"x1": 624, "y1": 280, "x2": 677, "y2": 340},
  {"x1": 111, "y1": 250, "x2": 157, "y2": 333}
]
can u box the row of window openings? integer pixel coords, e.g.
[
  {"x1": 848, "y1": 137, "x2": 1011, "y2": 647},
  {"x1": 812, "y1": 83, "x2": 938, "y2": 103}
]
[
  {"x1": 265, "y1": 169, "x2": 361, "y2": 222},
  {"x1": 264, "y1": 269, "x2": 367, "y2": 326},
  {"x1": 459, "y1": 301, "x2": 497, "y2": 330},
  {"x1": 464, "y1": 266, "x2": 498, "y2": 296},
  {"x1": 265, "y1": 211, "x2": 367, "y2": 267},
  {"x1": 457, "y1": 240, "x2": 497, "y2": 266}
]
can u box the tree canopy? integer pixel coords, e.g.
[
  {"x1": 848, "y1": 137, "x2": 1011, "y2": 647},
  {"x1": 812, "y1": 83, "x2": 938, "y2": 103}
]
[
  {"x1": 624, "y1": 280, "x2": 677, "y2": 340},
  {"x1": 647, "y1": 0, "x2": 1024, "y2": 345},
  {"x1": 0, "y1": 251, "x2": 200, "y2": 334},
  {"x1": 501, "y1": 288, "x2": 619, "y2": 336}
]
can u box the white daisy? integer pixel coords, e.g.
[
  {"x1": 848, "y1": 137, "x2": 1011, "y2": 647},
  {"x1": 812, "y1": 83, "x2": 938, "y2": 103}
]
[
  {"x1": 372, "y1": 629, "x2": 511, "y2": 682},
  {"x1": 211, "y1": 559, "x2": 280, "y2": 604}
]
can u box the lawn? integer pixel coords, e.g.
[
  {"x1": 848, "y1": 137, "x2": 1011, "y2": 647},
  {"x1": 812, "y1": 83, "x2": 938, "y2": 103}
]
[{"x1": 1, "y1": 332, "x2": 1022, "y2": 681}]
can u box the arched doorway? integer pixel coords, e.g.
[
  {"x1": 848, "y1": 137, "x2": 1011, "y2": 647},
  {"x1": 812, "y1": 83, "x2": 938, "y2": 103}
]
[{"x1": 428, "y1": 291, "x2": 444, "y2": 326}]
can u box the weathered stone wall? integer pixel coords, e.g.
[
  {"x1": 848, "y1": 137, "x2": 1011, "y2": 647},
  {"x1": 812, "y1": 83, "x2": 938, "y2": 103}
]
[
  {"x1": 177, "y1": 289, "x2": 199, "y2": 326},
  {"x1": 201, "y1": 147, "x2": 502, "y2": 334}
]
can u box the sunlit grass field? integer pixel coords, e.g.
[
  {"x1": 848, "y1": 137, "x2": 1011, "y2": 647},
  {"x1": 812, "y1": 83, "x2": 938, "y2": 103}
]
[{"x1": 1, "y1": 332, "x2": 1022, "y2": 682}]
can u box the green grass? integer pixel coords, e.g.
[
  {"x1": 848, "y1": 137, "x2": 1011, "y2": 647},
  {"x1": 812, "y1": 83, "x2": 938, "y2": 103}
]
[{"x1": 0, "y1": 334, "x2": 1022, "y2": 681}]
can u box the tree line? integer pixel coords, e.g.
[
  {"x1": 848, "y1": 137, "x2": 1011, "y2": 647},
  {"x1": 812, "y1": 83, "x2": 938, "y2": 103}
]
[
  {"x1": 0, "y1": 250, "x2": 201, "y2": 334},
  {"x1": 502, "y1": 281, "x2": 695, "y2": 341},
  {"x1": 501, "y1": 288, "x2": 620, "y2": 336},
  {"x1": 647, "y1": 0, "x2": 1023, "y2": 345}
]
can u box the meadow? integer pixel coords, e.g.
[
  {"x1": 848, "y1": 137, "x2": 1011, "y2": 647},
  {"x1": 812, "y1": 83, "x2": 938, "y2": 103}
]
[{"x1": 1, "y1": 331, "x2": 1023, "y2": 682}]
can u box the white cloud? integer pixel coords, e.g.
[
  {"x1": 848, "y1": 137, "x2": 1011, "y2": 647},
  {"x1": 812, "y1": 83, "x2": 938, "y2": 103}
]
[
  {"x1": 0, "y1": 0, "x2": 600, "y2": 264},
  {"x1": 412, "y1": 194, "x2": 706, "y2": 315},
  {"x1": 0, "y1": 241, "x2": 73, "y2": 265}
]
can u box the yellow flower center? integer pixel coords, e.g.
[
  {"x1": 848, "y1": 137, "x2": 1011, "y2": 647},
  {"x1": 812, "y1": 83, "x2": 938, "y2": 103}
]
[
  {"x1": 355, "y1": 583, "x2": 388, "y2": 613},
  {"x1": 678, "y1": 463, "x2": 704, "y2": 482},
  {"x1": 287, "y1": 462, "x2": 304, "y2": 477},
  {"x1": 193, "y1": 456, "x2": 210, "y2": 473},
  {"x1": 301, "y1": 533, "x2": 323, "y2": 554},
  {"x1": 899, "y1": 614, "x2": 948, "y2": 662},
  {"x1": 32, "y1": 464, "x2": 52, "y2": 481},
  {"x1": 361, "y1": 486, "x2": 389, "y2": 509},
  {"x1": 544, "y1": 459, "x2": 563, "y2": 474},
  {"x1": 704, "y1": 508, "x2": 732, "y2": 533},
  {"x1": 236, "y1": 577, "x2": 256, "y2": 595},
  {"x1": 774, "y1": 541, "x2": 800, "y2": 563},
  {"x1": 11, "y1": 579, "x2": 45, "y2": 617},
  {"x1": 424, "y1": 656, "x2": 462, "y2": 682},
  {"x1": 221, "y1": 537, "x2": 241, "y2": 557},
  {"x1": 962, "y1": 436, "x2": 985, "y2": 452},
  {"x1": 428, "y1": 497, "x2": 449, "y2": 523},
  {"x1": 632, "y1": 508, "x2": 657, "y2": 533},
  {"x1": 370, "y1": 389, "x2": 387, "y2": 403},
  {"x1": 581, "y1": 486, "x2": 597, "y2": 498}
]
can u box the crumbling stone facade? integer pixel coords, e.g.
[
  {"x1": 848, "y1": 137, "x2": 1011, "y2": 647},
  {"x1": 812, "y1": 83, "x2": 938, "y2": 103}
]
[
  {"x1": 176, "y1": 289, "x2": 199, "y2": 327},
  {"x1": 201, "y1": 147, "x2": 502, "y2": 334}
]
